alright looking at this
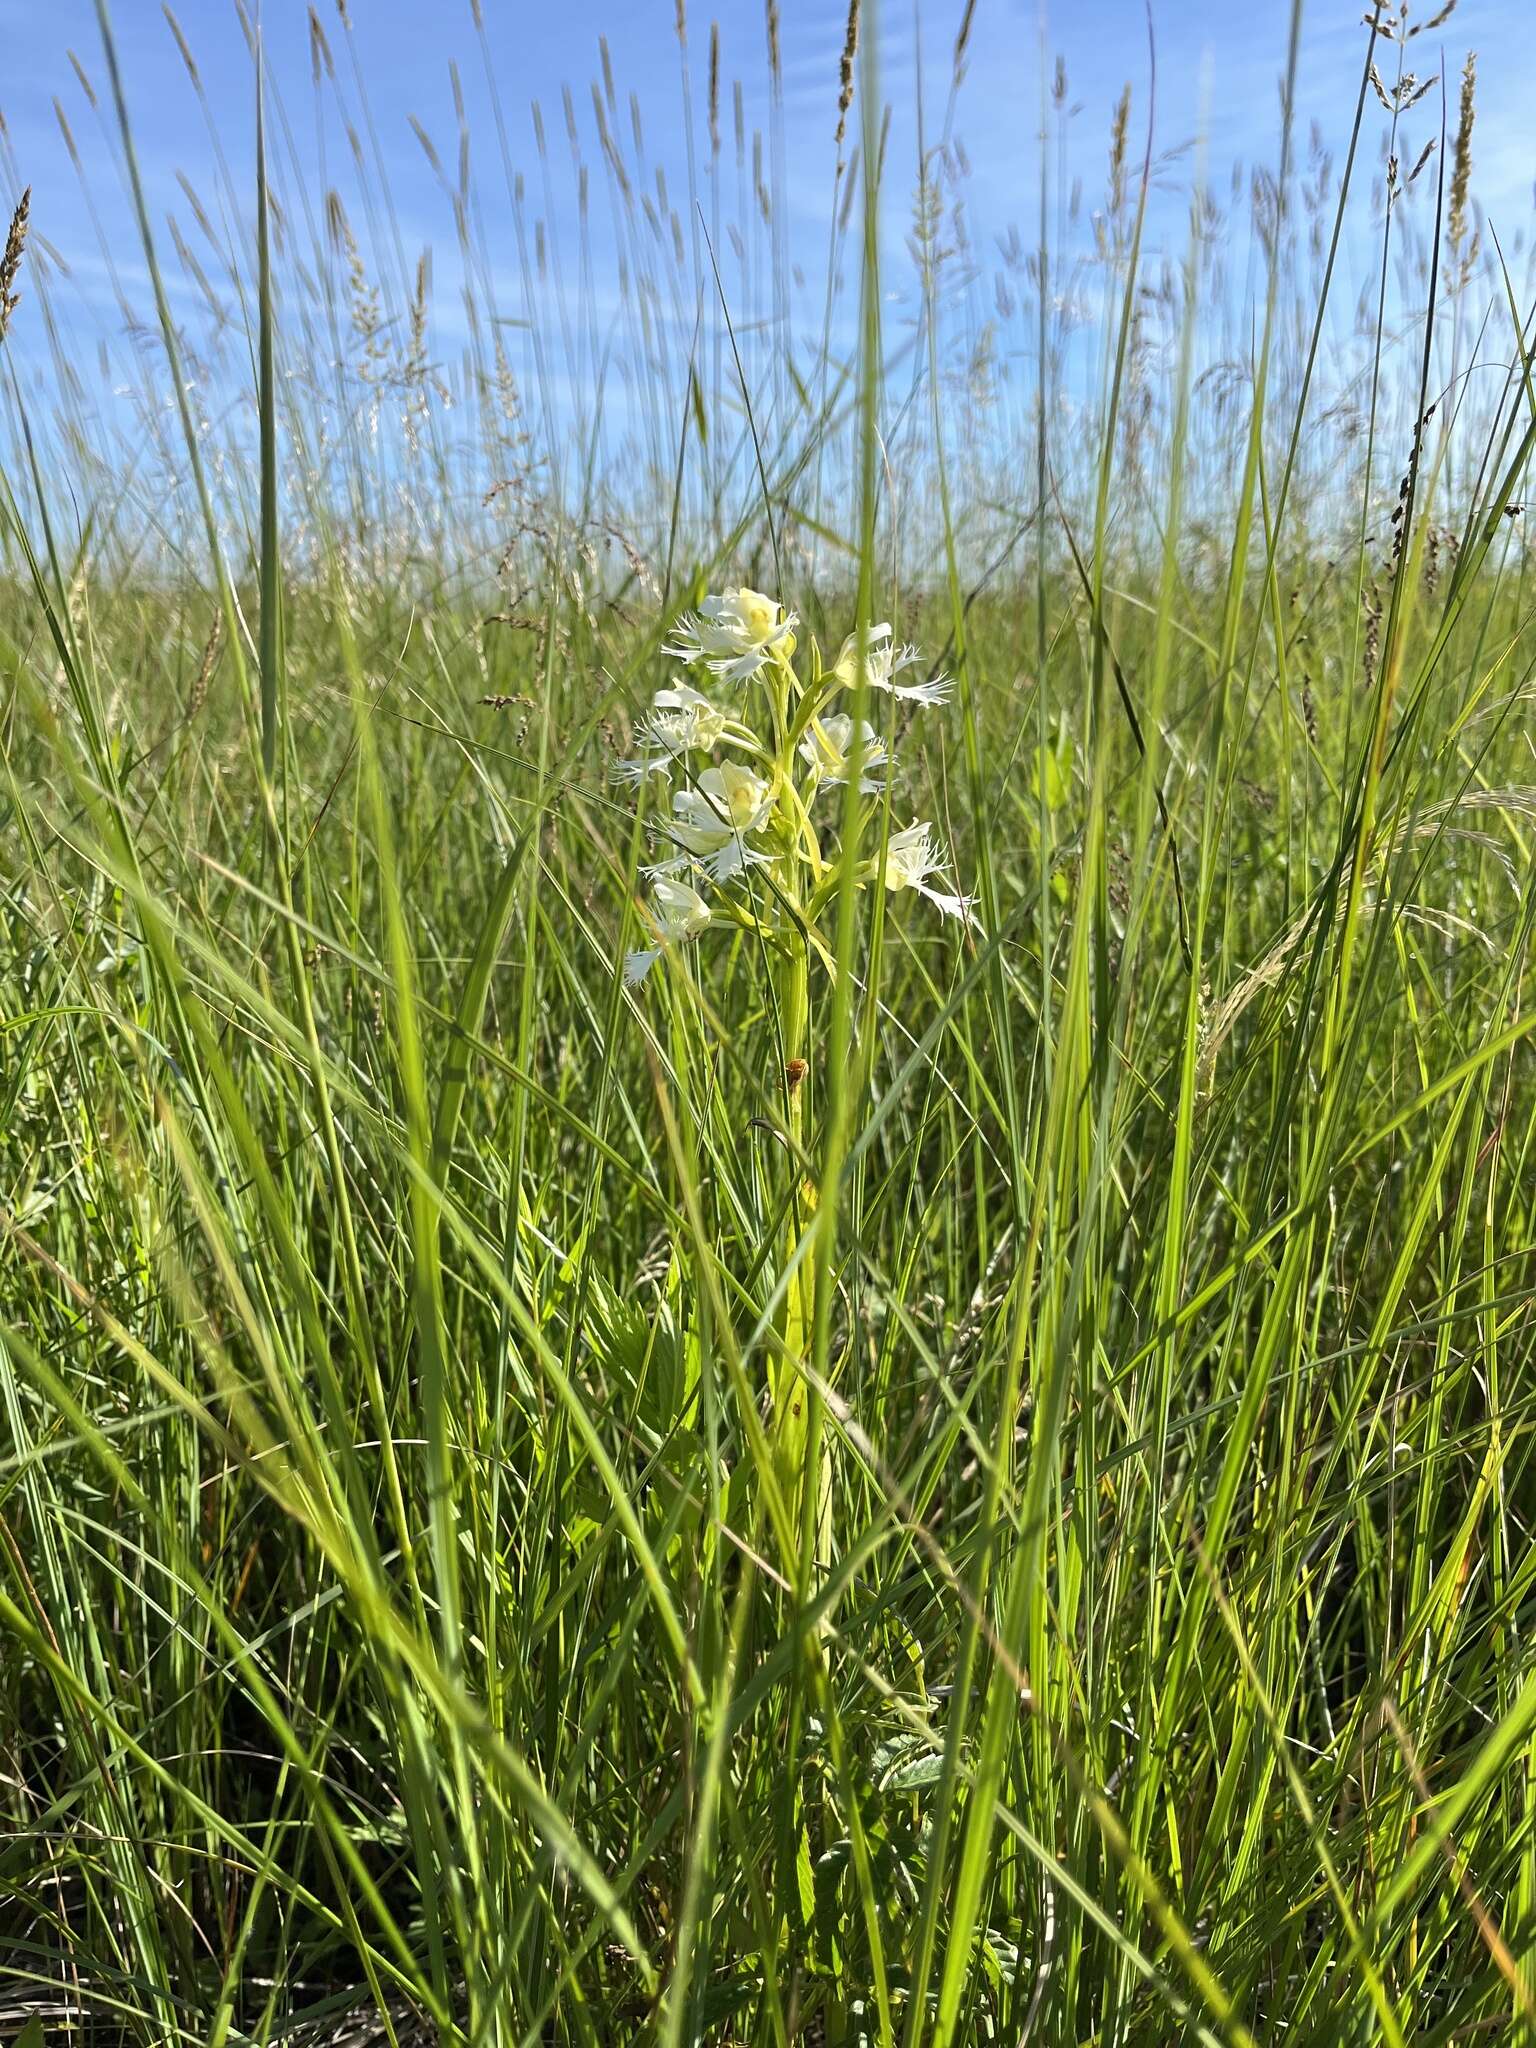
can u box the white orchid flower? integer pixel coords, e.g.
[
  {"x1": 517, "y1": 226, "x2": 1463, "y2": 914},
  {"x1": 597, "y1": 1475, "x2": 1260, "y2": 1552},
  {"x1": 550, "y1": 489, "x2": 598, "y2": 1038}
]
[
  {"x1": 665, "y1": 585, "x2": 798, "y2": 685},
  {"x1": 659, "y1": 762, "x2": 774, "y2": 883},
  {"x1": 647, "y1": 682, "x2": 730, "y2": 752},
  {"x1": 798, "y1": 713, "x2": 888, "y2": 793},
  {"x1": 624, "y1": 875, "x2": 712, "y2": 984},
  {"x1": 882, "y1": 821, "x2": 978, "y2": 925},
  {"x1": 613, "y1": 682, "x2": 734, "y2": 784},
  {"x1": 834, "y1": 622, "x2": 953, "y2": 707}
]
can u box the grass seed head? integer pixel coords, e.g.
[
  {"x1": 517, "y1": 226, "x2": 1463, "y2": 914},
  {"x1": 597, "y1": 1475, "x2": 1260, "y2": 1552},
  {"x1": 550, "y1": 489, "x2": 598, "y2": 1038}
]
[
  {"x1": 0, "y1": 187, "x2": 30, "y2": 342},
  {"x1": 1109, "y1": 84, "x2": 1132, "y2": 220},
  {"x1": 1449, "y1": 51, "x2": 1476, "y2": 251},
  {"x1": 835, "y1": 0, "x2": 860, "y2": 159}
]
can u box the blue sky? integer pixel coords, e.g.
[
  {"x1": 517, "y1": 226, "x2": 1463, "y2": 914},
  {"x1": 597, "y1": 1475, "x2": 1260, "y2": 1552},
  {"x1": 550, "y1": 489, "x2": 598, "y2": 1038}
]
[{"x1": 1, "y1": 0, "x2": 1528, "y2": 503}]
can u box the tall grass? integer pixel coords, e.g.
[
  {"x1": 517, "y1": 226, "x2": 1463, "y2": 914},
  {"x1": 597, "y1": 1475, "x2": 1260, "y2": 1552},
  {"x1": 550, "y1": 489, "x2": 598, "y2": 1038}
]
[{"x1": 3, "y1": 0, "x2": 1536, "y2": 2041}]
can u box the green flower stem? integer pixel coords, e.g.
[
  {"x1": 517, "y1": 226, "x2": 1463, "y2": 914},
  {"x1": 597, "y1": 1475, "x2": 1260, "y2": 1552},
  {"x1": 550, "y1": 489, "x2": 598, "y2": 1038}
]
[{"x1": 771, "y1": 915, "x2": 817, "y2": 1521}]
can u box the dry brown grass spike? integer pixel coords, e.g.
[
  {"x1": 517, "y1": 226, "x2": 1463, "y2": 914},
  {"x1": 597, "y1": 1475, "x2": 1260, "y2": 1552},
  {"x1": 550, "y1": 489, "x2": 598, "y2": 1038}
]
[
  {"x1": 0, "y1": 188, "x2": 30, "y2": 343},
  {"x1": 188, "y1": 615, "x2": 223, "y2": 720},
  {"x1": 835, "y1": 0, "x2": 861, "y2": 160}
]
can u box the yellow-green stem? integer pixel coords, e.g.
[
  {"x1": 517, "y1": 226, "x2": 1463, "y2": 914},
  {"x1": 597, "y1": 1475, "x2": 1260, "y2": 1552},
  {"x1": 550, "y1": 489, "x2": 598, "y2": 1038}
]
[{"x1": 772, "y1": 946, "x2": 819, "y2": 1534}]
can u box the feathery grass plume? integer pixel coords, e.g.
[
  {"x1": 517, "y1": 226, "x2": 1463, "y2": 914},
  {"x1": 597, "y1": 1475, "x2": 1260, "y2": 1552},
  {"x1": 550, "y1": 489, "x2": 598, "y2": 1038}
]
[
  {"x1": 1448, "y1": 51, "x2": 1476, "y2": 252},
  {"x1": 187, "y1": 614, "x2": 222, "y2": 719},
  {"x1": 327, "y1": 189, "x2": 384, "y2": 376},
  {"x1": 1108, "y1": 81, "x2": 1131, "y2": 220},
  {"x1": 835, "y1": 0, "x2": 860, "y2": 160},
  {"x1": 403, "y1": 250, "x2": 433, "y2": 454},
  {"x1": 0, "y1": 187, "x2": 30, "y2": 341},
  {"x1": 765, "y1": 0, "x2": 781, "y2": 92}
]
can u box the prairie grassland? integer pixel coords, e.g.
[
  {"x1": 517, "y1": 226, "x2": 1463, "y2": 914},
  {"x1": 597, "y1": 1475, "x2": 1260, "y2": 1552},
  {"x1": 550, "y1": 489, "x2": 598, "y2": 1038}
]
[{"x1": 3, "y1": 2, "x2": 1536, "y2": 2043}]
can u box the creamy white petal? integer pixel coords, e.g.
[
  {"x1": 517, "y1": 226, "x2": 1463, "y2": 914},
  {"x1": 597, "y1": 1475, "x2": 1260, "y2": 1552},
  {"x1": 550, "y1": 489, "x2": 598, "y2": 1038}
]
[{"x1": 915, "y1": 882, "x2": 981, "y2": 927}]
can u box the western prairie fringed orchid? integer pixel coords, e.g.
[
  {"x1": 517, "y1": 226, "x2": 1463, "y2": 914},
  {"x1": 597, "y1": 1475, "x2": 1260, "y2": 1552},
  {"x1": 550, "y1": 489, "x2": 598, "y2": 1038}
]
[
  {"x1": 617, "y1": 580, "x2": 976, "y2": 1554},
  {"x1": 619, "y1": 583, "x2": 976, "y2": 986}
]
